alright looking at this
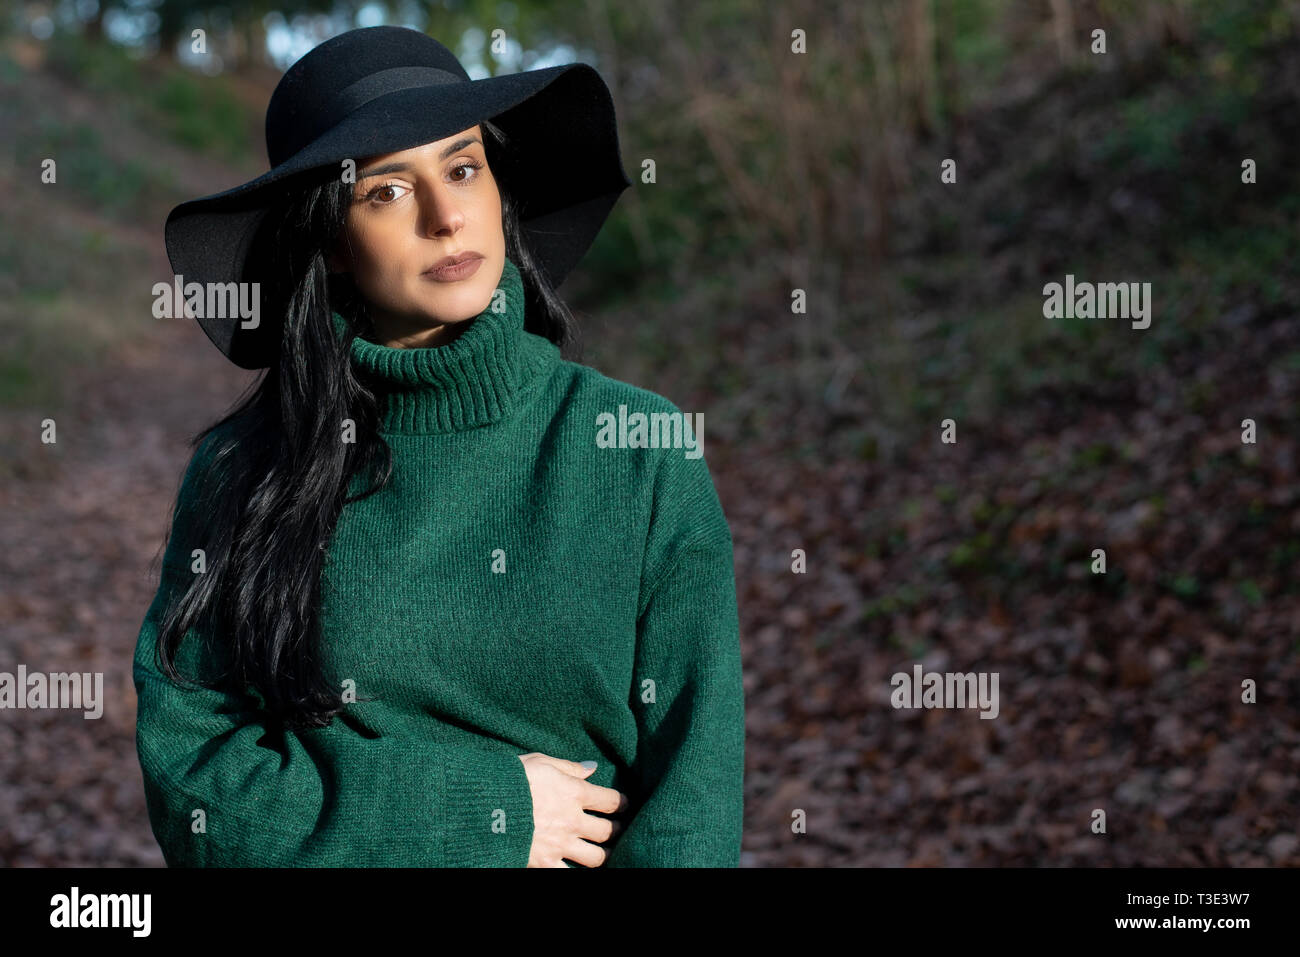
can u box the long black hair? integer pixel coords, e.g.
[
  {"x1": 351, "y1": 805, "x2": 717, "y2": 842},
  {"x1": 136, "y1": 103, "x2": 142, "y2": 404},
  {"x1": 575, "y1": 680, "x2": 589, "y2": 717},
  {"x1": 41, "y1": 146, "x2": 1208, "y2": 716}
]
[{"x1": 150, "y1": 119, "x2": 575, "y2": 731}]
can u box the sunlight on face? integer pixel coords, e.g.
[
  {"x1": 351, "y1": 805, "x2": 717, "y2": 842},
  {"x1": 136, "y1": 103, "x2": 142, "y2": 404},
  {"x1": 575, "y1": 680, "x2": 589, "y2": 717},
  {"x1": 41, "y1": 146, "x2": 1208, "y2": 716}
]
[{"x1": 328, "y1": 125, "x2": 506, "y2": 347}]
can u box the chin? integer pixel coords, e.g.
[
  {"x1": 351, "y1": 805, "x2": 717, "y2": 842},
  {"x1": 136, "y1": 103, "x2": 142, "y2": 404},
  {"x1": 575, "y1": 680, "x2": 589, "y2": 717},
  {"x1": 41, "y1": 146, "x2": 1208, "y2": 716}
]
[{"x1": 417, "y1": 278, "x2": 494, "y2": 320}]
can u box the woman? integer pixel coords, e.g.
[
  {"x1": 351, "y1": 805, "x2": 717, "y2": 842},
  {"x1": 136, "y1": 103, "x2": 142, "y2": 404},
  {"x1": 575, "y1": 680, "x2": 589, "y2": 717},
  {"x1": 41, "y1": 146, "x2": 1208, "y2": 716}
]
[{"x1": 135, "y1": 25, "x2": 744, "y2": 867}]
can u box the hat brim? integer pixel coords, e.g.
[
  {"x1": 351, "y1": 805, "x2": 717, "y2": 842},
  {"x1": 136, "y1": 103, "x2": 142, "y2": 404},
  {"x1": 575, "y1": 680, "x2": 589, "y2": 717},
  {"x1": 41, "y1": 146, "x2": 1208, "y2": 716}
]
[{"x1": 164, "y1": 63, "x2": 631, "y2": 370}]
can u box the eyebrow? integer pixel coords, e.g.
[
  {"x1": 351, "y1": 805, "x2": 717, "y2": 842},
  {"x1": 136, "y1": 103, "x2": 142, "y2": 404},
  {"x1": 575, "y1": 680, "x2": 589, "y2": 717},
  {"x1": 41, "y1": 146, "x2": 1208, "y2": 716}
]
[{"x1": 356, "y1": 137, "x2": 483, "y2": 180}]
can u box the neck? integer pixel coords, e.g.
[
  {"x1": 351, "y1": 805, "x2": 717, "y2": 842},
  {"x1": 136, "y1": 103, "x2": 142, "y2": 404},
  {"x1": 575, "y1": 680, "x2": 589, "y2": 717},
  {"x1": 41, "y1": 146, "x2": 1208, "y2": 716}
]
[
  {"x1": 366, "y1": 297, "x2": 479, "y2": 350},
  {"x1": 334, "y1": 257, "x2": 558, "y2": 434}
]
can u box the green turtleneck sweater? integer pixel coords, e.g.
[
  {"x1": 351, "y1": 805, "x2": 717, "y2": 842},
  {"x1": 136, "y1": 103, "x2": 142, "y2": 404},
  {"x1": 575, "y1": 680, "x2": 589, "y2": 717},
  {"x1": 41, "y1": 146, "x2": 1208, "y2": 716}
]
[{"x1": 133, "y1": 257, "x2": 744, "y2": 867}]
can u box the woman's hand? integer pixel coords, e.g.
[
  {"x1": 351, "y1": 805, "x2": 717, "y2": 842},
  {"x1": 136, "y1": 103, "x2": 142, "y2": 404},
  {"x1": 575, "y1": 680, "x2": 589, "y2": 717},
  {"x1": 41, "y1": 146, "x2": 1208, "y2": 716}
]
[{"x1": 518, "y1": 753, "x2": 628, "y2": 867}]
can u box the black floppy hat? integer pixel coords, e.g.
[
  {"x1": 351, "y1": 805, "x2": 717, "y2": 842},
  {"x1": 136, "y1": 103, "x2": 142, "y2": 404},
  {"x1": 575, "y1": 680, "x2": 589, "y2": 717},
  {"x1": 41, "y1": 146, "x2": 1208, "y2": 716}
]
[{"x1": 163, "y1": 25, "x2": 632, "y2": 369}]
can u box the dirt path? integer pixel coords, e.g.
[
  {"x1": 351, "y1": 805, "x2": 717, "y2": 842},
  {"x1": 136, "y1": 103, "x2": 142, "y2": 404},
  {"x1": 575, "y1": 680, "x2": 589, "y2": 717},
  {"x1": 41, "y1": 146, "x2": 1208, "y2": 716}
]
[
  {"x1": 5, "y1": 298, "x2": 1300, "y2": 868},
  {"x1": 0, "y1": 318, "x2": 253, "y2": 865}
]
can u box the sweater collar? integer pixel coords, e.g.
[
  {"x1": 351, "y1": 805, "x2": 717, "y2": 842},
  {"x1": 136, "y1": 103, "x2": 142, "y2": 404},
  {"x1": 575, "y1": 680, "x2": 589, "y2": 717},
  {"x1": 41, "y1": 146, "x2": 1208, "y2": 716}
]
[{"x1": 335, "y1": 257, "x2": 553, "y2": 434}]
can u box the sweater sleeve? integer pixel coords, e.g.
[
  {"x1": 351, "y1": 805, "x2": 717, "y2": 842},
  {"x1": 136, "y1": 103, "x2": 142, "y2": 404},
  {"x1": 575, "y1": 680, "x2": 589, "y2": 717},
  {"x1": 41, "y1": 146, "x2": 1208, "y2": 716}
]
[
  {"x1": 605, "y1": 445, "x2": 745, "y2": 867},
  {"x1": 133, "y1": 435, "x2": 536, "y2": 868}
]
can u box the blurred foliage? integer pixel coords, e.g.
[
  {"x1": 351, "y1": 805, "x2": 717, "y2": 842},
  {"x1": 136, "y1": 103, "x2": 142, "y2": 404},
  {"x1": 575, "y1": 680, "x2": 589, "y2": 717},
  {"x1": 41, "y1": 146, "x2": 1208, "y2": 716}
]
[
  {"x1": 4, "y1": 0, "x2": 1299, "y2": 432},
  {"x1": 28, "y1": 115, "x2": 153, "y2": 214},
  {"x1": 44, "y1": 30, "x2": 256, "y2": 162}
]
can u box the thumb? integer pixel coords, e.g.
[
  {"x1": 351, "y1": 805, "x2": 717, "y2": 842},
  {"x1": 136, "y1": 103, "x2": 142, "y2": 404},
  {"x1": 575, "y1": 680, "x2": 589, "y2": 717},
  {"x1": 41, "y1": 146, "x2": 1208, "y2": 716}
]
[{"x1": 568, "y1": 759, "x2": 598, "y2": 778}]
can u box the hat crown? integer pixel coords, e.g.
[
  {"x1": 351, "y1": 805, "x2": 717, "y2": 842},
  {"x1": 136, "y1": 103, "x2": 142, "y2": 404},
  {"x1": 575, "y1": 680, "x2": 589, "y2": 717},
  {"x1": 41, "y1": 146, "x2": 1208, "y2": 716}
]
[{"x1": 265, "y1": 26, "x2": 470, "y2": 168}]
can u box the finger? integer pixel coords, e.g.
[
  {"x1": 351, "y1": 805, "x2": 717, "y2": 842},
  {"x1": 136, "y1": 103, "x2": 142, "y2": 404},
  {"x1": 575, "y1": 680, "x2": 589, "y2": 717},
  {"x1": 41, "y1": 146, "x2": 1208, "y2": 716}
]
[
  {"x1": 579, "y1": 782, "x2": 629, "y2": 814},
  {"x1": 577, "y1": 812, "x2": 617, "y2": 844},
  {"x1": 546, "y1": 757, "x2": 598, "y2": 779},
  {"x1": 564, "y1": 839, "x2": 608, "y2": 869}
]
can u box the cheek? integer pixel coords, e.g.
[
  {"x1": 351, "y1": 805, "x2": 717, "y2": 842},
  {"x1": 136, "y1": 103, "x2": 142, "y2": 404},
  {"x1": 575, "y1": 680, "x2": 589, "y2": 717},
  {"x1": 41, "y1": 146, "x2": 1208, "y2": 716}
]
[{"x1": 350, "y1": 228, "x2": 411, "y2": 290}]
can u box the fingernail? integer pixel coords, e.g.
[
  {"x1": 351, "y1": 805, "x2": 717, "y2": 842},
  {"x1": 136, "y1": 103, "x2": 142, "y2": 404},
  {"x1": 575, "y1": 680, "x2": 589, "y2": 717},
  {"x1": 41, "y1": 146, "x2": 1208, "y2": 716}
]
[{"x1": 579, "y1": 760, "x2": 597, "y2": 770}]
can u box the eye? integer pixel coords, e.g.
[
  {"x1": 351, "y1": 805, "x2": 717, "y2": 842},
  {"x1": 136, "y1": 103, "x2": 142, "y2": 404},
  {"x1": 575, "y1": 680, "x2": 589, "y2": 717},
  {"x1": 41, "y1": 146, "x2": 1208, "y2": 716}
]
[
  {"x1": 450, "y1": 160, "x2": 485, "y2": 183},
  {"x1": 364, "y1": 182, "x2": 409, "y2": 205}
]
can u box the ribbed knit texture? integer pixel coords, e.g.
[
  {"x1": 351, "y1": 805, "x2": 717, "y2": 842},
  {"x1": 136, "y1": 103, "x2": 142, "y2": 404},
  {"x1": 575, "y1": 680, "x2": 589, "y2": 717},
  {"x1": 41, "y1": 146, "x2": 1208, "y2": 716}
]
[{"x1": 134, "y1": 256, "x2": 744, "y2": 867}]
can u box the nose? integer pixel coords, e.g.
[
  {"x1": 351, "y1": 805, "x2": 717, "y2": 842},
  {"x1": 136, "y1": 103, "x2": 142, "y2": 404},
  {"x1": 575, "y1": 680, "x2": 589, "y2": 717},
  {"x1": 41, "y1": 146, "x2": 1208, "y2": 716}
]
[{"x1": 416, "y1": 180, "x2": 465, "y2": 239}]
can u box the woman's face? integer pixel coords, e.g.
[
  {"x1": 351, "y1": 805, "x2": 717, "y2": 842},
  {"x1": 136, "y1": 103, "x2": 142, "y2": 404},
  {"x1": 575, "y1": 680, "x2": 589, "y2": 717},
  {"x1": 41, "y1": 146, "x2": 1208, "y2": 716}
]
[{"x1": 328, "y1": 125, "x2": 506, "y2": 346}]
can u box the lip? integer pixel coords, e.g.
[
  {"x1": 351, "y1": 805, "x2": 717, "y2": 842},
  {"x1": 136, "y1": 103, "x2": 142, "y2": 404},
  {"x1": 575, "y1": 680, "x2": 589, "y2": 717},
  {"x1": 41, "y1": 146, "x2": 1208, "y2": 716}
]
[{"x1": 423, "y1": 251, "x2": 485, "y2": 281}]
